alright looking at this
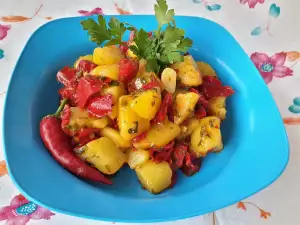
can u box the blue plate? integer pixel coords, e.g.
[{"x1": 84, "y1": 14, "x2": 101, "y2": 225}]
[{"x1": 3, "y1": 15, "x2": 289, "y2": 222}]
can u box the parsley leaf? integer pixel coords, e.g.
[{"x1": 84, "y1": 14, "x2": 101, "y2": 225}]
[
  {"x1": 81, "y1": 16, "x2": 110, "y2": 45},
  {"x1": 154, "y1": 0, "x2": 175, "y2": 30},
  {"x1": 81, "y1": 16, "x2": 133, "y2": 46}
]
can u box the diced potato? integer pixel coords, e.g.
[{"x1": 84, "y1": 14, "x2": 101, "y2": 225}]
[
  {"x1": 190, "y1": 116, "x2": 222, "y2": 157},
  {"x1": 69, "y1": 107, "x2": 109, "y2": 129},
  {"x1": 90, "y1": 64, "x2": 119, "y2": 80},
  {"x1": 101, "y1": 84, "x2": 126, "y2": 120},
  {"x1": 174, "y1": 92, "x2": 199, "y2": 125},
  {"x1": 136, "y1": 160, "x2": 172, "y2": 194},
  {"x1": 214, "y1": 141, "x2": 224, "y2": 152},
  {"x1": 196, "y1": 61, "x2": 217, "y2": 77},
  {"x1": 118, "y1": 95, "x2": 150, "y2": 140},
  {"x1": 74, "y1": 55, "x2": 93, "y2": 68},
  {"x1": 161, "y1": 68, "x2": 177, "y2": 93},
  {"x1": 100, "y1": 127, "x2": 131, "y2": 148},
  {"x1": 93, "y1": 46, "x2": 123, "y2": 65},
  {"x1": 133, "y1": 120, "x2": 180, "y2": 149},
  {"x1": 130, "y1": 89, "x2": 161, "y2": 120},
  {"x1": 207, "y1": 97, "x2": 227, "y2": 120},
  {"x1": 126, "y1": 148, "x2": 150, "y2": 169},
  {"x1": 177, "y1": 117, "x2": 200, "y2": 140},
  {"x1": 171, "y1": 55, "x2": 202, "y2": 86},
  {"x1": 81, "y1": 137, "x2": 126, "y2": 175},
  {"x1": 127, "y1": 42, "x2": 137, "y2": 59}
]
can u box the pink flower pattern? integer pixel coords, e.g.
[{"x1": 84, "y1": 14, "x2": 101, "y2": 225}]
[
  {"x1": 0, "y1": 24, "x2": 11, "y2": 40},
  {"x1": 240, "y1": 0, "x2": 265, "y2": 8},
  {"x1": 0, "y1": 194, "x2": 55, "y2": 225},
  {"x1": 78, "y1": 8, "x2": 103, "y2": 16},
  {"x1": 251, "y1": 52, "x2": 293, "y2": 84}
]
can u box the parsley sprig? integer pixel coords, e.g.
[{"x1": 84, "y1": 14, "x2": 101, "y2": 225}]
[{"x1": 80, "y1": 0, "x2": 192, "y2": 73}]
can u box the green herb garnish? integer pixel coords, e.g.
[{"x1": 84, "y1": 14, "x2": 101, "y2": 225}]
[{"x1": 80, "y1": 0, "x2": 192, "y2": 73}]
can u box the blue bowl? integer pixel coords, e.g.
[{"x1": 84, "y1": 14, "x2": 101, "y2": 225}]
[{"x1": 3, "y1": 15, "x2": 289, "y2": 222}]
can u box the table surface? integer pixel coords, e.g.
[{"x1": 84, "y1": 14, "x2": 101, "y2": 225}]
[{"x1": 0, "y1": 0, "x2": 299, "y2": 224}]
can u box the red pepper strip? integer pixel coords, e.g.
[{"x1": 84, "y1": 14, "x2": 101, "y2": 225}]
[
  {"x1": 76, "y1": 76, "x2": 104, "y2": 108},
  {"x1": 119, "y1": 43, "x2": 129, "y2": 55},
  {"x1": 149, "y1": 140, "x2": 174, "y2": 152},
  {"x1": 60, "y1": 104, "x2": 74, "y2": 136},
  {"x1": 200, "y1": 76, "x2": 234, "y2": 100},
  {"x1": 171, "y1": 144, "x2": 188, "y2": 171},
  {"x1": 181, "y1": 152, "x2": 202, "y2": 177},
  {"x1": 142, "y1": 78, "x2": 161, "y2": 90},
  {"x1": 189, "y1": 88, "x2": 209, "y2": 108},
  {"x1": 132, "y1": 131, "x2": 147, "y2": 144},
  {"x1": 75, "y1": 128, "x2": 99, "y2": 146},
  {"x1": 194, "y1": 105, "x2": 207, "y2": 119},
  {"x1": 58, "y1": 87, "x2": 78, "y2": 106},
  {"x1": 40, "y1": 99, "x2": 112, "y2": 184},
  {"x1": 77, "y1": 60, "x2": 98, "y2": 73},
  {"x1": 119, "y1": 58, "x2": 139, "y2": 83},
  {"x1": 151, "y1": 148, "x2": 173, "y2": 163},
  {"x1": 56, "y1": 66, "x2": 78, "y2": 88},
  {"x1": 153, "y1": 93, "x2": 173, "y2": 123},
  {"x1": 86, "y1": 94, "x2": 113, "y2": 118}
]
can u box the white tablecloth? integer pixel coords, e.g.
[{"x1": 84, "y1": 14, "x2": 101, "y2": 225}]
[{"x1": 0, "y1": 0, "x2": 299, "y2": 224}]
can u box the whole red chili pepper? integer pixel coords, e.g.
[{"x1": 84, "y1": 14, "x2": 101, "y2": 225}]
[
  {"x1": 153, "y1": 93, "x2": 173, "y2": 123},
  {"x1": 77, "y1": 60, "x2": 98, "y2": 73},
  {"x1": 56, "y1": 66, "x2": 78, "y2": 88},
  {"x1": 40, "y1": 99, "x2": 112, "y2": 184},
  {"x1": 76, "y1": 76, "x2": 104, "y2": 108},
  {"x1": 86, "y1": 94, "x2": 113, "y2": 118}
]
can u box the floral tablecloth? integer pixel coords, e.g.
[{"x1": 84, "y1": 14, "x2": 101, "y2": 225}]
[{"x1": 0, "y1": 0, "x2": 299, "y2": 224}]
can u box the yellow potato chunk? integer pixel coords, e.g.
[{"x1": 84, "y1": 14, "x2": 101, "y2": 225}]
[
  {"x1": 207, "y1": 97, "x2": 227, "y2": 120},
  {"x1": 69, "y1": 107, "x2": 109, "y2": 129},
  {"x1": 100, "y1": 127, "x2": 131, "y2": 148},
  {"x1": 82, "y1": 137, "x2": 126, "y2": 175},
  {"x1": 74, "y1": 54, "x2": 94, "y2": 68},
  {"x1": 161, "y1": 68, "x2": 177, "y2": 94},
  {"x1": 118, "y1": 95, "x2": 150, "y2": 140},
  {"x1": 101, "y1": 84, "x2": 126, "y2": 120},
  {"x1": 190, "y1": 116, "x2": 222, "y2": 157},
  {"x1": 93, "y1": 46, "x2": 123, "y2": 65},
  {"x1": 130, "y1": 89, "x2": 161, "y2": 120},
  {"x1": 126, "y1": 148, "x2": 150, "y2": 169},
  {"x1": 196, "y1": 61, "x2": 217, "y2": 77},
  {"x1": 133, "y1": 120, "x2": 180, "y2": 149},
  {"x1": 177, "y1": 117, "x2": 200, "y2": 140},
  {"x1": 136, "y1": 160, "x2": 172, "y2": 194},
  {"x1": 171, "y1": 55, "x2": 202, "y2": 86},
  {"x1": 174, "y1": 92, "x2": 199, "y2": 125},
  {"x1": 90, "y1": 64, "x2": 119, "y2": 80}
]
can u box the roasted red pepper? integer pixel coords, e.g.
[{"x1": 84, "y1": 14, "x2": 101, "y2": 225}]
[
  {"x1": 75, "y1": 128, "x2": 99, "y2": 146},
  {"x1": 60, "y1": 104, "x2": 74, "y2": 136},
  {"x1": 181, "y1": 152, "x2": 202, "y2": 176},
  {"x1": 190, "y1": 87, "x2": 209, "y2": 108},
  {"x1": 200, "y1": 76, "x2": 234, "y2": 100},
  {"x1": 142, "y1": 77, "x2": 161, "y2": 90},
  {"x1": 171, "y1": 144, "x2": 188, "y2": 171},
  {"x1": 40, "y1": 99, "x2": 112, "y2": 184},
  {"x1": 119, "y1": 43, "x2": 129, "y2": 55},
  {"x1": 58, "y1": 87, "x2": 78, "y2": 106},
  {"x1": 119, "y1": 58, "x2": 139, "y2": 83},
  {"x1": 149, "y1": 141, "x2": 175, "y2": 163},
  {"x1": 132, "y1": 131, "x2": 147, "y2": 144},
  {"x1": 194, "y1": 105, "x2": 207, "y2": 119},
  {"x1": 76, "y1": 76, "x2": 104, "y2": 108},
  {"x1": 56, "y1": 66, "x2": 78, "y2": 88},
  {"x1": 77, "y1": 60, "x2": 98, "y2": 73},
  {"x1": 153, "y1": 93, "x2": 173, "y2": 123},
  {"x1": 86, "y1": 94, "x2": 113, "y2": 118}
]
